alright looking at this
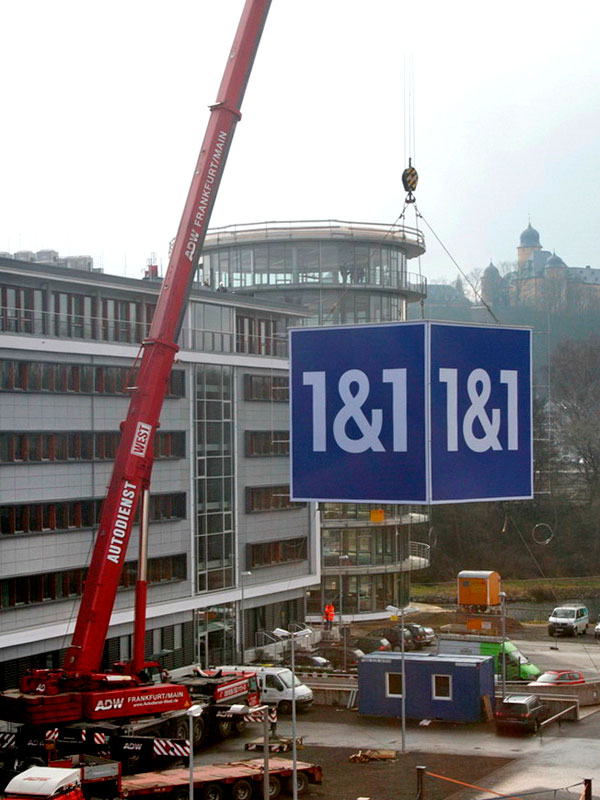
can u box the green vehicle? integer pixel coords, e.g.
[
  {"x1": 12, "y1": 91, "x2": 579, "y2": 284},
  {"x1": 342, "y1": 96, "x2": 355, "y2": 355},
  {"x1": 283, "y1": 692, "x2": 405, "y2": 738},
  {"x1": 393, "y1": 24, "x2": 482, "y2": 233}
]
[{"x1": 437, "y1": 635, "x2": 541, "y2": 681}]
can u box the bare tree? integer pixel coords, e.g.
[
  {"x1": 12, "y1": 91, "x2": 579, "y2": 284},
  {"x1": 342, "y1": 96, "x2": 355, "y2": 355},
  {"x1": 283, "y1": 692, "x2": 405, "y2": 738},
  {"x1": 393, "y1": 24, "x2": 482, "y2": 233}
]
[{"x1": 550, "y1": 336, "x2": 600, "y2": 502}]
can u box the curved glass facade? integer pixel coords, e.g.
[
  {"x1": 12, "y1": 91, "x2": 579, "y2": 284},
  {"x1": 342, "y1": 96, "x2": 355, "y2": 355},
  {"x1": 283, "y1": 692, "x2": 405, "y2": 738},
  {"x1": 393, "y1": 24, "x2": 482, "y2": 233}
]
[{"x1": 201, "y1": 221, "x2": 430, "y2": 619}]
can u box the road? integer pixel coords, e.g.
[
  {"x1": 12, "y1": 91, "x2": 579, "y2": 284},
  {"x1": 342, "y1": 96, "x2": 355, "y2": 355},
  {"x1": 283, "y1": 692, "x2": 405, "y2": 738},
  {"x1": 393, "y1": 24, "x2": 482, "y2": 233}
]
[{"x1": 516, "y1": 632, "x2": 600, "y2": 678}]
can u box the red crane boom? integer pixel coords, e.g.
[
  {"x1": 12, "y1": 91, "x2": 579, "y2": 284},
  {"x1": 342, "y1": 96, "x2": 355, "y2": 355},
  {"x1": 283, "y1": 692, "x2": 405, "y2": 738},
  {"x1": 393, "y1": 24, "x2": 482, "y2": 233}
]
[{"x1": 64, "y1": 0, "x2": 271, "y2": 675}]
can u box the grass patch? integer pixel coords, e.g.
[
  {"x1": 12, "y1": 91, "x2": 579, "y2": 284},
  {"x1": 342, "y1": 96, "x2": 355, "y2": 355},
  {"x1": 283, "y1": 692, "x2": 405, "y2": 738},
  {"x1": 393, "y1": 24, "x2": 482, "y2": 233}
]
[{"x1": 411, "y1": 576, "x2": 600, "y2": 603}]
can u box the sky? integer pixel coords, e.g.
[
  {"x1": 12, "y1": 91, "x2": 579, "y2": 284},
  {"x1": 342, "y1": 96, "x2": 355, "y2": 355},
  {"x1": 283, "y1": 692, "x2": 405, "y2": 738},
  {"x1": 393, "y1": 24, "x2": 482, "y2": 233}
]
[{"x1": 2, "y1": 0, "x2": 599, "y2": 285}]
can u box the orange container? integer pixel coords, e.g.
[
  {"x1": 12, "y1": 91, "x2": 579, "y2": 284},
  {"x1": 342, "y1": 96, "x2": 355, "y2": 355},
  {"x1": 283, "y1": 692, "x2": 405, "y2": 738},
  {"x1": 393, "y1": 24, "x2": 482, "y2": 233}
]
[{"x1": 457, "y1": 570, "x2": 501, "y2": 607}]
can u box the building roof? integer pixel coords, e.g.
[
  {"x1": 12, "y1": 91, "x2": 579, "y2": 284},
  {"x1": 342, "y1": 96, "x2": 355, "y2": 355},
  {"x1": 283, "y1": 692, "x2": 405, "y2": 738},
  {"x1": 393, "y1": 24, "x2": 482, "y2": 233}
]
[{"x1": 519, "y1": 222, "x2": 541, "y2": 248}]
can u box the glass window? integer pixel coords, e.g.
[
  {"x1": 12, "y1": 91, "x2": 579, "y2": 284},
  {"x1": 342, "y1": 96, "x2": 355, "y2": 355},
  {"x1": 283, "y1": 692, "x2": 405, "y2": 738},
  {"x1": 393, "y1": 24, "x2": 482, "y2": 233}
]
[
  {"x1": 432, "y1": 674, "x2": 452, "y2": 700},
  {"x1": 386, "y1": 672, "x2": 403, "y2": 697}
]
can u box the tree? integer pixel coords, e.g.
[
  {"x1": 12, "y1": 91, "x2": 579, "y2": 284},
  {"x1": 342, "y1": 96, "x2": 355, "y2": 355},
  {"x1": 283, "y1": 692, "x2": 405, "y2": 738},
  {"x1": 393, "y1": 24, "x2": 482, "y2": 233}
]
[{"x1": 550, "y1": 336, "x2": 600, "y2": 502}]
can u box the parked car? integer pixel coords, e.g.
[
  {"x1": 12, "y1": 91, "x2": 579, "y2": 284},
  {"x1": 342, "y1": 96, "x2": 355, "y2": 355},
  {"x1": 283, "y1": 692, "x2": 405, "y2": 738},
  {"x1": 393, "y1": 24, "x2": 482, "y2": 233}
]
[
  {"x1": 494, "y1": 693, "x2": 549, "y2": 734},
  {"x1": 352, "y1": 633, "x2": 392, "y2": 654},
  {"x1": 548, "y1": 604, "x2": 589, "y2": 636},
  {"x1": 421, "y1": 626, "x2": 435, "y2": 645},
  {"x1": 365, "y1": 626, "x2": 416, "y2": 651},
  {"x1": 291, "y1": 653, "x2": 332, "y2": 670},
  {"x1": 314, "y1": 645, "x2": 365, "y2": 670},
  {"x1": 404, "y1": 623, "x2": 432, "y2": 649},
  {"x1": 528, "y1": 669, "x2": 585, "y2": 686}
]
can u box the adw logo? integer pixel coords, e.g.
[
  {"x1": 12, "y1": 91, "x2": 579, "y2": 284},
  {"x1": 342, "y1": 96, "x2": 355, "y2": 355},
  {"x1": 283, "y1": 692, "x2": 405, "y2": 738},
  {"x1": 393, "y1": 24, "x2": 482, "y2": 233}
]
[{"x1": 95, "y1": 697, "x2": 124, "y2": 712}]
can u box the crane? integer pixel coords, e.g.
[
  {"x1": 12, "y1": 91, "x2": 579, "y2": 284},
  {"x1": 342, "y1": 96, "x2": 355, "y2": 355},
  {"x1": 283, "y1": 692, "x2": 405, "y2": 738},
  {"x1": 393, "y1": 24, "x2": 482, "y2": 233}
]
[{"x1": 0, "y1": 0, "x2": 271, "y2": 733}]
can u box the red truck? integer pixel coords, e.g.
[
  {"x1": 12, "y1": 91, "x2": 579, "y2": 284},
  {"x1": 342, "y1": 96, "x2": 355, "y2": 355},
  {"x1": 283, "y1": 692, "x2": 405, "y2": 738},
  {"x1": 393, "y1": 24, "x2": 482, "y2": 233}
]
[
  {"x1": 0, "y1": 0, "x2": 271, "y2": 777},
  {"x1": 2, "y1": 754, "x2": 322, "y2": 800}
]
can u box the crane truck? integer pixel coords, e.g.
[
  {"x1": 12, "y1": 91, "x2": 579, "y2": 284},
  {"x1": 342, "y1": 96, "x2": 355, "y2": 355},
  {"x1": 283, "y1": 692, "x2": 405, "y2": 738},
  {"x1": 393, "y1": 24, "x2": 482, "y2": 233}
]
[{"x1": 0, "y1": 0, "x2": 272, "y2": 778}]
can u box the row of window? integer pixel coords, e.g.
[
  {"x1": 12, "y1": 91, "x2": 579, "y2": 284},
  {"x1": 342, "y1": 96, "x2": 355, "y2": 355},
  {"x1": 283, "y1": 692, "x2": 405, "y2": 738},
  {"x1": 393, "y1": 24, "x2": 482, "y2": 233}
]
[
  {"x1": 0, "y1": 359, "x2": 185, "y2": 396},
  {"x1": 0, "y1": 431, "x2": 185, "y2": 463},
  {"x1": 245, "y1": 485, "x2": 303, "y2": 513},
  {"x1": 236, "y1": 316, "x2": 285, "y2": 357},
  {"x1": 0, "y1": 554, "x2": 186, "y2": 609},
  {"x1": 1, "y1": 284, "x2": 292, "y2": 360},
  {"x1": 243, "y1": 374, "x2": 289, "y2": 402},
  {"x1": 247, "y1": 537, "x2": 307, "y2": 568},
  {"x1": 0, "y1": 285, "x2": 156, "y2": 344},
  {"x1": 245, "y1": 430, "x2": 289, "y2": 457},
  {"x1": 0, "y1": 492, "x2": 186, "y2": 536}
]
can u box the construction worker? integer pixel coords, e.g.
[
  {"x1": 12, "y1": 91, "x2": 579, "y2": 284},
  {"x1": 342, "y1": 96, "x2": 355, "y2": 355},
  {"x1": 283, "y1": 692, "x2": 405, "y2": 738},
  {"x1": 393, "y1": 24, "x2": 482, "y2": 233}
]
[{"x1": 323, "y1": 602, "x2": 335, "y2": 631}]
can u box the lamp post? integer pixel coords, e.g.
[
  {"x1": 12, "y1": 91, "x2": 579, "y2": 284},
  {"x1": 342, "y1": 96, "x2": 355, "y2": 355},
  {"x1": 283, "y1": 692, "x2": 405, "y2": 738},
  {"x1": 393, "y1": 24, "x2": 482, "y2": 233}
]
[
  {"x1": 499, "y1": 590, "x2": 507, "y2": 699},
  {"x1": 239, "y1": 570, "x2": 251, "y2": 663},
  {"x1": 187, "y1": 704, "x2": 203, "y2": 800},
  {"x1": 273, "y1": 627, "x2": 310, "y2": 800},
  {"x1": 386, "y1": 604, "x2": 406, "y2": 754},
  {"x1": 338, "y1": 554, "x2": 351, "y2": 671}
]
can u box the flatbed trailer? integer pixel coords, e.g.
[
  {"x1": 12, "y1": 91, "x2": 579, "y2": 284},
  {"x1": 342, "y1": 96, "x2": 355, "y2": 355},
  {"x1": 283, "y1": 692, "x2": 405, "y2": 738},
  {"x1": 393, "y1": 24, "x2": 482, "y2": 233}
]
[
  {"x1": 3, "y1": 757, "x2": 322, "y2": 800},
  {"x1": 121, "y1": 758, "x2": 322, "y2": 799}
]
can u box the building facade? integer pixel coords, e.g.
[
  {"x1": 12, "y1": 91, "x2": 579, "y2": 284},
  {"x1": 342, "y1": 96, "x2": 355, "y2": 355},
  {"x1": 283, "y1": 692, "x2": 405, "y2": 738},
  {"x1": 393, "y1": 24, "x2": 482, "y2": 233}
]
[
  {"x1": 0, "y1": 254, "x2": 316, "y2": 688},
  {"x1": 200, "y1": 220, "x2": 431, "y2": 619}
]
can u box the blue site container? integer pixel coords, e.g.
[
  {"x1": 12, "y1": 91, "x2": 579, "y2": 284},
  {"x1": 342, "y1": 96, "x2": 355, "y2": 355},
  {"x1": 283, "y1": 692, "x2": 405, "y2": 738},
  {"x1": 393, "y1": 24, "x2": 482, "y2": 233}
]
[{"x1": 358, "y1": 651, "x2": 494, "y2": 723}]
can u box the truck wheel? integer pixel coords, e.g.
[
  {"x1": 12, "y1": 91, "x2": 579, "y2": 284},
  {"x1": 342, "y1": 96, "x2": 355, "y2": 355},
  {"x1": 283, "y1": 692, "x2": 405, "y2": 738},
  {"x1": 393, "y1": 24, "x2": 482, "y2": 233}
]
[
  {"x1": 278, "y1": 700, "x2": 292, "y2": 715},
  {"x1": 268, "y1": 775, "x2": 281, "y2": 799},
  {"x1": 216, "y1": 717, "x2": 233, "y2": 738},
  {"x1": 202, "y1": 783, "x2": 224, "y2": 800},
  {"x1": 173, "y1": 719, "x2": 189, "y2": 741},
  {"x1": 286, "y1": 772, "x2": 309, "y2": 796},
  {"x1": 194, "y1": 716, "x2": 208, "y2": 746},
  {"x1": 173, "y1": 790, "x2": 189, "y2": 800},
  {"x1": 234, "y1": 718, "x2": 247, "y2": 734},
  {"x1": 231, "y1": 779, "x2": 253, "y2": 800}
]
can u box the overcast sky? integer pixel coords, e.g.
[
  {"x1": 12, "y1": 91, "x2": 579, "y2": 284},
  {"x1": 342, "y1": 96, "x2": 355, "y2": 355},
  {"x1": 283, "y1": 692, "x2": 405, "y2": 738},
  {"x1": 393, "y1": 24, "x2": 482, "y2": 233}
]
[{"x1": 2, "y1": 1, "x2": 599, "y2": 284}]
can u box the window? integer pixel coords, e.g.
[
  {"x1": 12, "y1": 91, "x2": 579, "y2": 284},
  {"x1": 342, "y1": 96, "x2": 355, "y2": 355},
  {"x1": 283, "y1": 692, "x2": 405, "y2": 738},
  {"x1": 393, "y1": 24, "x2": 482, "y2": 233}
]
[
  {"x1": 0, "y1": 555, "x2": 185, "y2": 609},
  {"x1": 243, "y1": 373, "x2": 289, "y2": 402},
  {"x1": 432, "y1": 674, "x2": 452, "y2": 700},
  {"x1": 236, "y1": 315, "x2": 279, "y2": 356},
  {"x1": 245, "y1": 430, "x2": 289, "y2": 457},
  {"x1": 386, "y1": 672, "x2": 403, "y2": 697},
  {"x1": 248, "y1": 537, "x2": 307, "y2": 568},
  {"x1": 0, "y1": 360, "x2": 185, "y2": 397},
  {"x1": 0, "y1": 431, "x2": 184, "y2": 463},
  {"x1": 0, "y1": 493, "x2": 186, "y2": 536},
  {"x1": 246, "y1": 485, "x2": 303, "y2": 513}
]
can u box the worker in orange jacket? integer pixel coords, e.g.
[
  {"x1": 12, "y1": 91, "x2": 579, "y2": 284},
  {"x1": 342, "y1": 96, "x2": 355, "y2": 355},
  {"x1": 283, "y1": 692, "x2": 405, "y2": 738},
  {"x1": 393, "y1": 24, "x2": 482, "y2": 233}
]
[{"x1": 323, "y1": 602, "x2": 335, "y2": 631}]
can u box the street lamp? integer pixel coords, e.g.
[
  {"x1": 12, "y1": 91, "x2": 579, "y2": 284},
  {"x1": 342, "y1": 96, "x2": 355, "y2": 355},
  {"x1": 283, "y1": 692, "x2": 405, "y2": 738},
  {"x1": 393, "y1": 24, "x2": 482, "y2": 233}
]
[
  {"x1": 386, "y1": 604, "x2": 406, "y2": 754},
  {"x1": 273, "y1": 627, "x2": 310, "y2": 800},
  {"x1": 499, "y1": 591, "x2": 507, "y2": 699},
  {"x1": 338, "y1": 555, "x2": 351, "y2": 670},
  {"x1": 240, "y1": 570, "x2": 251, "y2": 663},
  {"x1": 187, "y1": 704, "x2": 203, "y2": 800}
]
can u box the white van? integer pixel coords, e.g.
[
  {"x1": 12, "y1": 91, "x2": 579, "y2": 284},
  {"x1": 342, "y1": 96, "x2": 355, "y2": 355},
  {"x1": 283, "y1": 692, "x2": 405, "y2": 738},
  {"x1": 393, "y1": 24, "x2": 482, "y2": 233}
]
[
  {"x1": 219, "y1": 665, "x2": 313, "y2": 714},
  {"x1": 548, "y1": 605, "x2": 589, "y2": 636}
]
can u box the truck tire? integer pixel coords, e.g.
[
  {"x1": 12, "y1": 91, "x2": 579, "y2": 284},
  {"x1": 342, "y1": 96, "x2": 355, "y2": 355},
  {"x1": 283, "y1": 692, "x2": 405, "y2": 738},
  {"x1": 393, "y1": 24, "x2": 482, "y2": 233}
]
[
  {"x1": 216, "y1": 717, "x2": 232, "y2": 738},
  {"x1": 278, "y1": 700, "x2": 292, "y2": 715},
  {"x1": 268, "y1": 775, "x2": 281, "y2": 799},
  {"x1": 231, "y1": 779, "x2": 253, "y2": 800},
  {"x1": 194, "y1": 715, "x2": 208, "y2": 746},
  {"x1": 173, "y1": 790, "x2": 189, "y2": 800},
  {"x1": 202, "y1": 783, "x2": 224, "y2": 800},
  {"x1": 234, "y1": 718, "x2": 247, "y2": 734},
  {"x1": 173, "y1": 719, "x2": 189, "y2": 741},
  {"x1": 285, "y1": 772, "x2": 309, "y2": 796}
]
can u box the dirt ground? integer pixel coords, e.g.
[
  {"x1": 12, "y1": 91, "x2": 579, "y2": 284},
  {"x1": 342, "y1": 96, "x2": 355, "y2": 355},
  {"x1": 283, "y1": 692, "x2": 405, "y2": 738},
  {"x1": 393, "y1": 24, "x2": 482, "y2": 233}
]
[
  {"x1": 354, "y1": 608, "x2": 549, "y2": 642},
  {"x1": 269, "y1": 706, "x2": 511, "y2": 800}
]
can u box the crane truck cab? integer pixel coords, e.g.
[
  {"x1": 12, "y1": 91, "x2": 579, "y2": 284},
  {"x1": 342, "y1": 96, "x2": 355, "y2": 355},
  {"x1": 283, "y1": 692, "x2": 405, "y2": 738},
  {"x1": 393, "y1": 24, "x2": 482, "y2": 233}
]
[{"x1": 217, "y1": 666, "x2": 313, "y2": 714}]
